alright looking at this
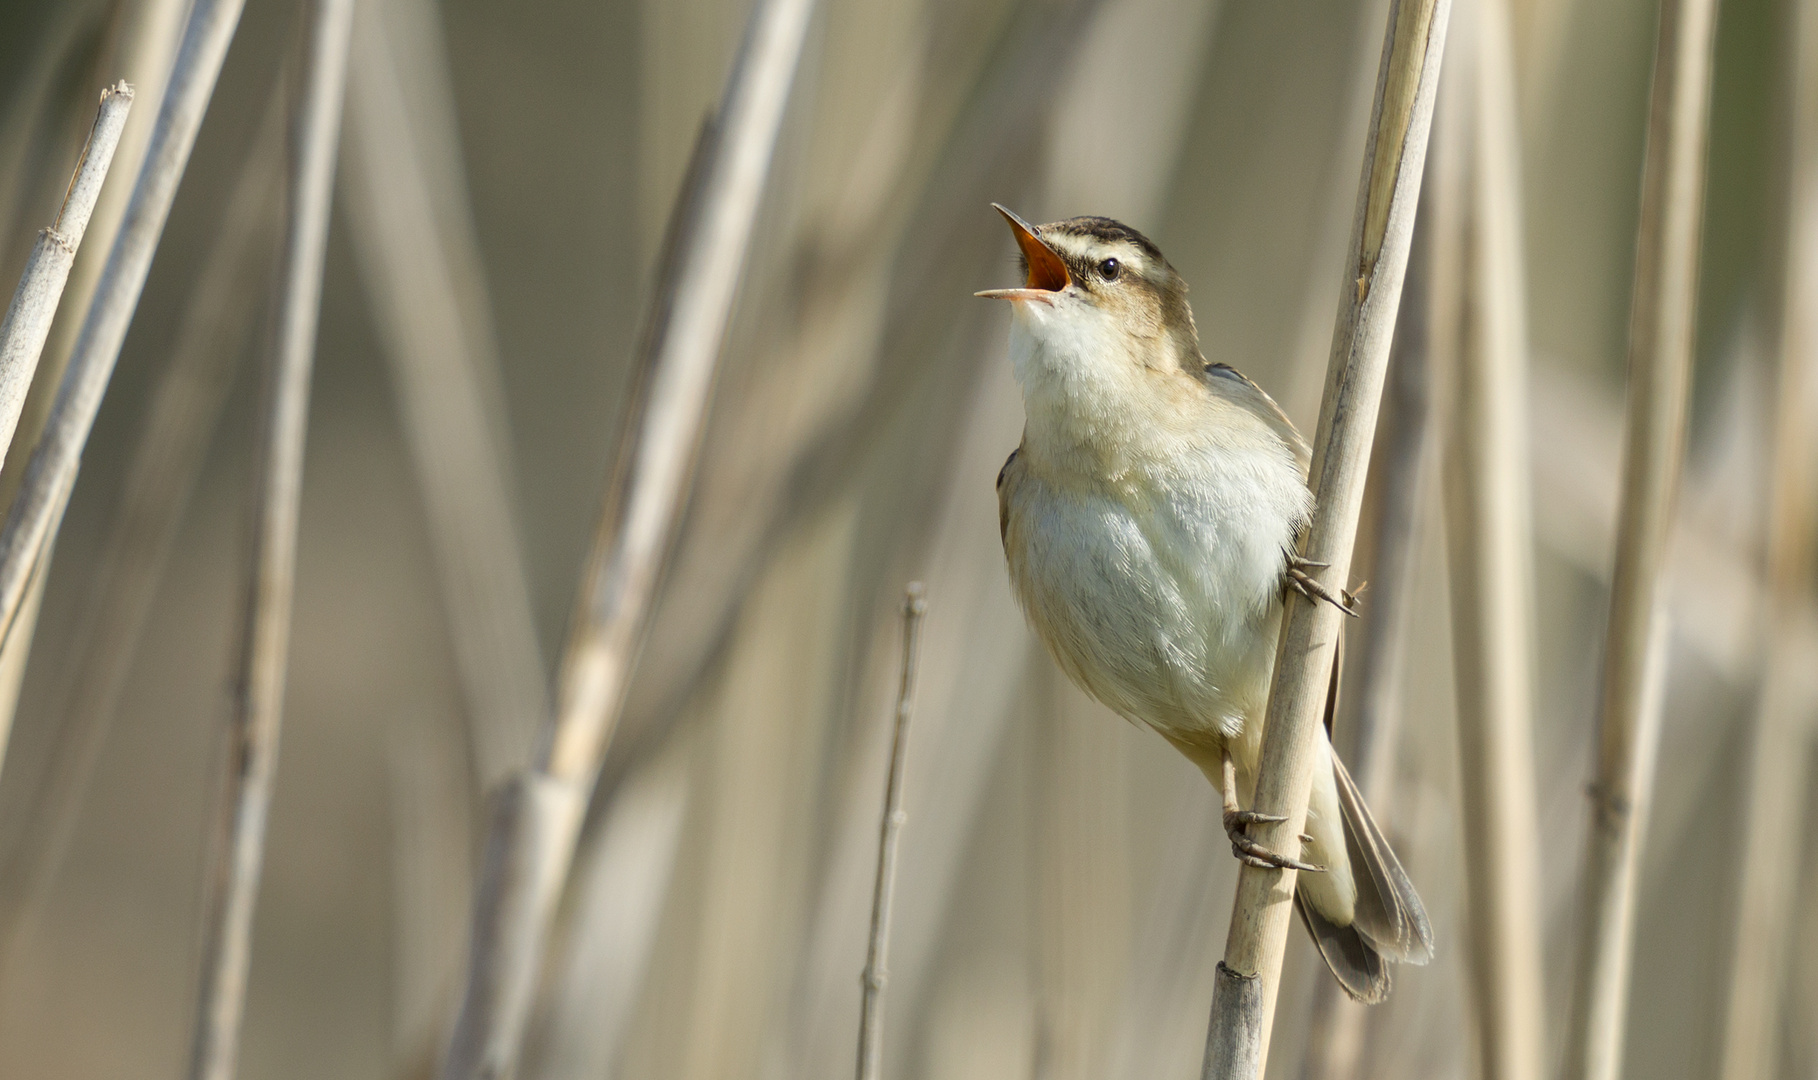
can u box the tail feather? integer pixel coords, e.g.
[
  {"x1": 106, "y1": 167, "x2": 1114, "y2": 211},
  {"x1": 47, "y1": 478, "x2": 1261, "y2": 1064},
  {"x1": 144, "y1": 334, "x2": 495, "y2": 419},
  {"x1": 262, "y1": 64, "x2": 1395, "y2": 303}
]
[
  {"x1": 1331, "y1": 755, "x2": 1433, "y2": 964},
  {"x1": 1295, "y1": 755, "x2": 1433, "y2": 1004},
  {"x1": 1295, "y1": 891, "x2": 1391, "y2": 1003}
]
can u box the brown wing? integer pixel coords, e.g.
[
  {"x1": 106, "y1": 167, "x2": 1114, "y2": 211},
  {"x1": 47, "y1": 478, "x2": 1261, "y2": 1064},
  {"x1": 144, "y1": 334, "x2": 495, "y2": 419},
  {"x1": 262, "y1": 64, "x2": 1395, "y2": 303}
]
[
  {"x1": 1203, "y1": 361, "x2": 1311, "y2": 474},
  {"x1": 996, "y1": 446, "x2": 1022, "y2": 549}
]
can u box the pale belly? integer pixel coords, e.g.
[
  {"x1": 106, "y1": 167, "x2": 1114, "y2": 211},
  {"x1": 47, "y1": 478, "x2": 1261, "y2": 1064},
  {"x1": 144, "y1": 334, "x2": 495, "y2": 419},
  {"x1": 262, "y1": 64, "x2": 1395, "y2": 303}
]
[{"x1": 1003, "y1": 466, "x2": 1295, "y2": 748}]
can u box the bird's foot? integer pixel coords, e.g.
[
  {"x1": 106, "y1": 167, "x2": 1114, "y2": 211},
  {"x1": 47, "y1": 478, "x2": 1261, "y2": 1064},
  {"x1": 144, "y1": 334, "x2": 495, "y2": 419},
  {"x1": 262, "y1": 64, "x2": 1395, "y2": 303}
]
[
  {"x1": 1286, "y1": 556, "x2": 1360, "y2": 617},
  {"x1": 1223, "y1": 808, "x2": 1325, "y2": 873}
]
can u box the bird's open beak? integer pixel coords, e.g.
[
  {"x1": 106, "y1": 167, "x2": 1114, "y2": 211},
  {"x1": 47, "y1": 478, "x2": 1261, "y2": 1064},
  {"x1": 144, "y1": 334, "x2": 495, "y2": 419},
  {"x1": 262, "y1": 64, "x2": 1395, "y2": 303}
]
[{"x1": 976, "y1": 203, "x2": 1071, "y2": 302}]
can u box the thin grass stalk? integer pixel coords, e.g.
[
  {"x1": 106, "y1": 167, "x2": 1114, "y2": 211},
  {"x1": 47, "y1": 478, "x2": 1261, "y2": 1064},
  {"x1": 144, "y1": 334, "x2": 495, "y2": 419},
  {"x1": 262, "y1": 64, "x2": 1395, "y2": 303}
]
[
  {"x1": 0, "y1": 484, "x2": 72, "y2": 793},
  {"x1": 855, "y1": 583, "x2": 926, "y2": 1080},
  {"x1": 1715, "y1": 0, "x2": 1818, "y2": 1072},
  {"x1": 0, "y1": 82, "x2": 133, "y2": 466},
  {"x1": 436, "y1": 2, "x2": 816, "y2": 1076},
  {"x1": 342, "y1": 0, "x2": 547, "y2": 789},
  {"x1": 529, "y1": 742, "x2": 690, "y2": 1080},
  {"x1": 0, "y1": 80, "x2": 134, "y2": 787},
  {"x1": 0, "y1": 0, "x2": 192, "y2": 748},
  {"x1": 0, "y1": 83, "x2": 284, "y2": 974},
  {"x1": 1298, "y1": 165, "x2": 1436, "y2": 1080},
  {"x1": 0, "y1": 0, "x2": 248, "y2": 708},
  {"x1": 185, "y1": 2, "x2": 354, "y2": 1077},
  {"x1": 1431, "y1": 0, "x2": 1547, "y2": 1076},
  {"x1": 1201, "y1": 0, "x2": 1451, "y2": 1073},
  {"x1": 0, "y1": 0, "x2": 189, "y2": 513},
  {"x1": 1561, "y1": 0, "x2": 1718, "y2": 1071}
]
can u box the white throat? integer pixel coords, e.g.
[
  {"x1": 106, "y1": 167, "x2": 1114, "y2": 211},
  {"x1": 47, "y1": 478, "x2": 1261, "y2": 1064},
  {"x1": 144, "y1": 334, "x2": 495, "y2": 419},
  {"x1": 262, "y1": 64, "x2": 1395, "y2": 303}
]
[{"x1": 1006, "y1": 299, "x2": 1174, "y2": 475}]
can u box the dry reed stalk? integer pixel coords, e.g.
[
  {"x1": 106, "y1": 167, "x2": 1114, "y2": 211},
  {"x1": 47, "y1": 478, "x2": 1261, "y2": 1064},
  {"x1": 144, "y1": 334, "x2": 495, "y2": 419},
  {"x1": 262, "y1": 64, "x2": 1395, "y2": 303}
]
[
  {"x1": 436, "y1": 2, "x2": 816, "y2": 1076},
  {"x1": 1561, "y1": 0, "x2": 1718, "y2": 1071},
  {"x1": 0, "y1": 0, "x2": 189, "y2": 510},
  {"x1": 0, "y1": 0, "x2": 247, "y2": 699},
  {"x1": 855, "y1": 583, "x2": 927, "y2": 1080},
  {"x1": 0, "y1": 83, "x2": 284, "y2": 974},
  {"x1": 1298, "y1": 160, "x2": 1436, "y2": 1080},
  {"x1": 607, "y1": 0, "x2": 1110, "y2": 778},
  {"x1": 1715, "y1": 0, "x2": 1818, "y2": 1072},
  {"x1": 342, "y1": 0, "x2": 547, "y2": 790},
  {"x1": 0, "y1": 82, "x2": 133, "y2": 466},
  {"x1": 0, "y1": 0, "x2": 197, "y2": 774},
  {"x1": 769, "y1": 11, "x2": 1117, "y2": 1075},
  {"x1": 1201, "y1": 0, "x2": 1451, "y2": 1072},
  {"x1": 530, "y1": 741, "x2": 690, "y2": 1080},
  {"x1": 185, "y1": 1, "x2": 354, "y2": 1077},
  {"x1": 0, "y1": 0, "x2": 191, "y2": 747},
  {"x1": 0, "y1": 80, "x2": 135, "y2": 786},
  {"x1": 1429, "y1": 0, "x2": 1547, "y2": 1076}
]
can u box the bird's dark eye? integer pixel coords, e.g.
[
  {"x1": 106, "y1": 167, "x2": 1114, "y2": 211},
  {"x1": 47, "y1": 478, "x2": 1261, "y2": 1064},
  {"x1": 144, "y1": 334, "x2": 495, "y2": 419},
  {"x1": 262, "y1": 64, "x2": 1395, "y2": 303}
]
[{"x1": 1099, "y1": 258, "x2": 1121, "y2": 281}]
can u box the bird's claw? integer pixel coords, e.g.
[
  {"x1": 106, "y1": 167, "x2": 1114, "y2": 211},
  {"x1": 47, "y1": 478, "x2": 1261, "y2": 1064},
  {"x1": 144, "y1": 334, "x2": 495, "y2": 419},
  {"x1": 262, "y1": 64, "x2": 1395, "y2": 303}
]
[
  {"x1": 1223, "y1": 808, "x2": 1325, "y2": 873},
  {"x1": 1286, "y1": 556, "x2": 1359, "y2": 617}
]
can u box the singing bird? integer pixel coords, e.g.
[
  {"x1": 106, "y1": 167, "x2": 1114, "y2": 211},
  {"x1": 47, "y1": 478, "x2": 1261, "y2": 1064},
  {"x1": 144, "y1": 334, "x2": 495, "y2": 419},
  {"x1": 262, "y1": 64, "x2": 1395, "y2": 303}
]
[{"x1": 981, "y1": 205, "x2": 1432, "y2": 1001}]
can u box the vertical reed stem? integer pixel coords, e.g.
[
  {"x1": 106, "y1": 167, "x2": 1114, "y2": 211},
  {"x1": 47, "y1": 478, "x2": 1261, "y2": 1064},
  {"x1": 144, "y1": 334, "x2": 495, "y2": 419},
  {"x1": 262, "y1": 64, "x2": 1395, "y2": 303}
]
[
  {"x1": 436, "y1": 2, "x2": 816, "y2": 1076},
  {"x1": 0, "y1": 83, "x2": 285, "y2": 974},
  {"x1": 1201, "y1": 0, "x2": 1451, "y2": 1073},
  {"x1": 1431, "y1": 0, "x2": 1547, "y2": 1076},
  {"x1": 0, "y1": 0, "x2": 247, "y2": 691},
  {"x1": 1298, "y1": 157, "x2": 1435, "y2": 1080},
  {"x1": 855, "y1": 583, "x2": 927, "y2": 1080},
  {"x1": 1716, "y1": 0, "x2": 1818, "y2": 1074},
  {"x1": 1562, "y1": 0, "x2": 1718, "y2": 1073},
  {"x1": 342, "y1": 0, "x2": 548, "y2": 790},
  {"x1": 186, "y1": 2, "x2": 354, "y2": 1078},
  {"x1": 0, "y1": 83, "x2": 134, "y2": 469}
]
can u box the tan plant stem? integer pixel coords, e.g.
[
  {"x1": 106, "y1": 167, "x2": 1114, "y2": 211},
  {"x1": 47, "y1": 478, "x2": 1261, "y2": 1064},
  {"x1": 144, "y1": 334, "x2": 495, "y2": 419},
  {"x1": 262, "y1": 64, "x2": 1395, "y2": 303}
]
[
  {"x1": 0, "y1": 80, "x2": 134, "y2": 787},
  {"x1": 0, "y1": 0, "x2": 190, "y2": 519},
  {"x1": 1716, "y1": 0, "x2": 1818, "y2": 1074},
  {"x1": 0, "y1": 0, "x2": 191, "y2": 819},
  {"x1": 0, "y1": 83, "x2": 284, "y2": 975},
  {"x1": 1201, "y1": 0, "x2": 1451, "y2": 1074},
  {"x1": 342, "y1": 0, "x2": 547, "y2": 791},
  {"x1": 1430, "y1": 0, "x2": 1547, "y2": 1077},
  {"x1": 855, "y1": 583, "x2": 927, "y2": 1080},
  {"x1": 1561, "y1": 0, "x2": 1718, "y2": 1072},
  {"x1": 1298, "y1": 155, "x2": 1435, "y2": 1080},
  {"x1": 434, "y1": 1, "x2": 816, "y2": 1076},
  {"x1": 185, "y1": 1, "x2": 354, "y2": 1077},
  {"x1": 0, "y1": 0, "x2": 247, "y2": 692},
  {"x1": 0, "y1": 82, "x2": 133, "y2": 469}
]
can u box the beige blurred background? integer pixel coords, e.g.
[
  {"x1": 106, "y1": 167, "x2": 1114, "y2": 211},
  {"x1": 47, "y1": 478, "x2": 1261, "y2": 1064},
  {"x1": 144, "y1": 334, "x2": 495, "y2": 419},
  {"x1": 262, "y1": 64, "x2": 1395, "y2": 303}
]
[{"x1": 0, "y1": 0, "x2": 1807, "y2": 1077}]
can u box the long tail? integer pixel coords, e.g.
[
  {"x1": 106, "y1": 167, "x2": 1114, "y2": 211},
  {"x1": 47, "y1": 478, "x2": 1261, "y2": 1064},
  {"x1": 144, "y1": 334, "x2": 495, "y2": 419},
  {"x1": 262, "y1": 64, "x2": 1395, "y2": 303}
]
[{"x1": 1295, "y1": 756, "x2": 1434, "y2": 1003}]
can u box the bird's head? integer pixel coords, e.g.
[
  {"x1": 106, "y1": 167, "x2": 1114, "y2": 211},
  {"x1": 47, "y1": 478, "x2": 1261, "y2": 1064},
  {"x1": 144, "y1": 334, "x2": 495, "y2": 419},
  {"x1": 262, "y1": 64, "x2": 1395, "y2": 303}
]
[{"x1": 978, "y1": 206, "x2": 1204, "y2": 445}]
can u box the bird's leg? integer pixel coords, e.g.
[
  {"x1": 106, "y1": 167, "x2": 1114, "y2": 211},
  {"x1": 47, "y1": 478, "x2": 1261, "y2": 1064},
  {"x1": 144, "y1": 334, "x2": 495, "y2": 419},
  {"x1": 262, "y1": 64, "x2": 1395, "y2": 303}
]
[
  {"x1": 1220, "y1": 749, "x2": 1324, "y2": 873},
  {"x1": 1286, "y1": 554, "x2": 1360, "y2": 617}
]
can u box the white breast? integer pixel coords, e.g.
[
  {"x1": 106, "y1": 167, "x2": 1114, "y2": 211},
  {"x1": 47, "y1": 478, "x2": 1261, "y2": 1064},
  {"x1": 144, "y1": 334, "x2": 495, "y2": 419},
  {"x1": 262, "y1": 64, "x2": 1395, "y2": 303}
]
[{"x1": 1004, "y1": 439, "x2": 1305, "y2": 745}]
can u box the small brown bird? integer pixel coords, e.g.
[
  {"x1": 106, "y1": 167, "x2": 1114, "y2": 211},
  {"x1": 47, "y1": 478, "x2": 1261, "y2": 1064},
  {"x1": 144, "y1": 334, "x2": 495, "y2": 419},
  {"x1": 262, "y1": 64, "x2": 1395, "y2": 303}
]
[{"x1": 981, "y1": 205, "x2": 1432, "y2": 1002}]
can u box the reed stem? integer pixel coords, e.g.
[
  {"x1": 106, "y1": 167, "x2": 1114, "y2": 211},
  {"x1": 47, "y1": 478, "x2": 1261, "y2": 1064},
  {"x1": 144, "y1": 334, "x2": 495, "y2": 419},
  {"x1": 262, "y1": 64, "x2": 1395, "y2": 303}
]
[
  {"x1": 855, "y1": 583, "x2": 927, "y2": 1080},
  {"x1": 342, "y1": 0, "x2": 547, "y2": 790},
  {"x1": 1201, "y1": 0, "x2": 1451, "y2": 1073},
  {"x1": 435, "y1": 2, "x2": 816, "y2": 1076},
  {"x1": 0, "y1": 83, "x2": 134, "y2": 470},
  {"x1": 0, "y1": 0, "x2": 247, "y2": 708},
  {"x1": 1716, "y1": 0, "x2": 1818, "y2": 1074},
  {"x1": 1562, "y1": 0, "x2": 1718, "y2": 1072},
  {"x1": 1431, "y1": 0, "x2": 1547, "y2": 1075},
  {"x1": 0, "y1": 80, "x2": 284, "y2": 977},
  {"x1": 186, "y1": 2, "x2": 354, "y2": 1077}
]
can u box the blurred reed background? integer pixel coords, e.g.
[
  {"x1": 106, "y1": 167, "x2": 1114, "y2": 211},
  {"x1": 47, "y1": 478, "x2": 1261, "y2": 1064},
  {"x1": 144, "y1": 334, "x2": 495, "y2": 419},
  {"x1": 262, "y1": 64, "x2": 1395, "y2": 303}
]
[{"x1": 0, "y1": 0, "x2": 1808, "y2": 1077}]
